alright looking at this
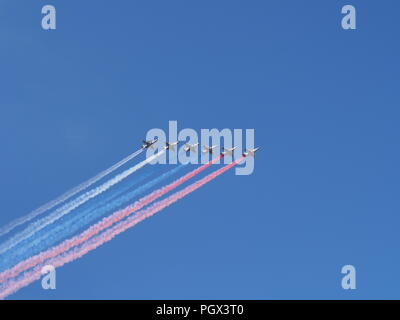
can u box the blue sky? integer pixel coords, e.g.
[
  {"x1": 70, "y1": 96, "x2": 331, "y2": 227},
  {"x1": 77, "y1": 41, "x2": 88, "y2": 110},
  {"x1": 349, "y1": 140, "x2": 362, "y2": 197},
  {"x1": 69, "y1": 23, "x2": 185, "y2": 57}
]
[{"x1": 0, "y1": 1, "x2": 399, "y2": 299}]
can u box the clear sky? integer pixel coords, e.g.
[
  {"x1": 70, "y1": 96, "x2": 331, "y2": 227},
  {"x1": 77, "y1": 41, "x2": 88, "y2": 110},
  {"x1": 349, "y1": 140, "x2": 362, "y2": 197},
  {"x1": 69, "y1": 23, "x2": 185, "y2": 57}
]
[{"x1": 0, "y1": 1, "x2": 399, "y2": 299}]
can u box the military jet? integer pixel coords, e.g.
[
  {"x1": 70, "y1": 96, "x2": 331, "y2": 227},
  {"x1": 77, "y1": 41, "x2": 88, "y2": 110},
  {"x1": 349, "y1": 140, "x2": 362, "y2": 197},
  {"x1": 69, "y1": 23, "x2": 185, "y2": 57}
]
[
  {"x1": 222, "y1": 146, "x2": 237, "y2": 156},
  {"x1": 164, "y1": 141, "x2": 179, "y2": 151},
  {"x1": 202, "y1": 145, "x2": 218, "y2": 154},
  {"x1": 243, "y1": 147, "x2": 260, "y2": 157},
  {"x1": 141, "y1": 138, "x2": 158, "y2": 149},
  {"x1": 183, "y1": 143, "x2": 199, "y2": 153}
]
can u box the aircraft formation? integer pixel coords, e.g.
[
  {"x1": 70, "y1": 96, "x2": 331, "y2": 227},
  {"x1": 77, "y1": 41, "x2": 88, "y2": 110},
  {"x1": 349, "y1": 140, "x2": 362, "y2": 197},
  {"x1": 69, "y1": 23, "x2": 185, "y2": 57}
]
[{"x1": 141, "y1": 139, "x2": 260, "y2": 157}]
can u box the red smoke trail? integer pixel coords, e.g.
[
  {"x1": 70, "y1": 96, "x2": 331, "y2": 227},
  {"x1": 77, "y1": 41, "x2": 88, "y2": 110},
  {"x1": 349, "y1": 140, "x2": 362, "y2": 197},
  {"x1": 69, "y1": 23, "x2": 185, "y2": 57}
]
[
  {"x1": 0, "y1": 156, "x2": 243, "y2": 299},
  {"x1": 0, "y1": 155, "x2": 224, "y2": 284}
]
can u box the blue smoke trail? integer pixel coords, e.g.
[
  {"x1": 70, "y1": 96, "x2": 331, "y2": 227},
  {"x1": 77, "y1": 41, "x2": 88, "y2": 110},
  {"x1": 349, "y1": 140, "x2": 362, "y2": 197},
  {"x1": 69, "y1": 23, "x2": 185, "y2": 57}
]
[
  {"x1": 0, "y1": 148, "x2": 144, "y2": 239},
  {"x1": 0, "y1": 151, "x2": 164, "y2": 256},
  {"x1": 0, "y1": 165, "x2": 186, "y2": 271},
  {"x1": 0, "y1": 169, "x2": 154, "y2": 271}
]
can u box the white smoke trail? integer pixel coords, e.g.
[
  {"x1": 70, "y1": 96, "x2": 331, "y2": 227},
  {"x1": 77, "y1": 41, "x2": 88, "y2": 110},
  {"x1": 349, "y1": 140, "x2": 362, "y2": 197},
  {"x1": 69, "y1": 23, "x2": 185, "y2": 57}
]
[
  {"x1": 0, "y1": 158, "x2": 241, "y2": 299},
  {"x1": 0, "y1": 150, "x2": 165, "y2": 255},
  {"x1": 0, "y1": 148, "x2": 144, "y2": 238}
]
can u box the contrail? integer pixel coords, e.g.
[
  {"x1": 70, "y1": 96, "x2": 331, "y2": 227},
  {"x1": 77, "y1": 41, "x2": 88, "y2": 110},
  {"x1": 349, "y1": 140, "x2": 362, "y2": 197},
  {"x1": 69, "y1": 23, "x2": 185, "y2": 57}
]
[
  {"x1": 0, "y1": 157, "x2": 243, "y2": 299},
  {"x1": 0, "y1": 165, "x2": 185, "y2": 271},
  {"x1": 0, "y1": 148, "x2": 144, "y2": 238},
  {"x1": 0, "y1": 169, "x2": 154, "y2": 271},
  {"x1": 0, "y1": 155, "x2": 225, "y2": 283},
  {"x1": 0, "y1": 150, "x2": 165, "y2": 256}
]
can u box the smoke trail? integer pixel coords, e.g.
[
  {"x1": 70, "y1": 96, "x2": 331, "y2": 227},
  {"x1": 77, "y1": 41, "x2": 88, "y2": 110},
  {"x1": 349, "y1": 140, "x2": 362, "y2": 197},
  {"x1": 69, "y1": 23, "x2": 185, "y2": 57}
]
[
  {"x1": 0, "y1": 157, "x2": 242, "y2": 299},
  {"x1": 0, "y1": 155, "x2": 225, "y2": 283},
  {"x1": 0, "y1": 150, "x2": 165, "y2": 255},
  {"x1": 0, "y1": 168, "x2": 154, "y2": 271},
  {"x1": 0, "y1": 165, "x2": 185, "y2": 271},
  {"x1": 0, "y1": 149, "x2": 144, "y2": 239}
]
